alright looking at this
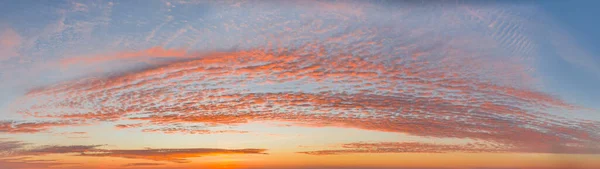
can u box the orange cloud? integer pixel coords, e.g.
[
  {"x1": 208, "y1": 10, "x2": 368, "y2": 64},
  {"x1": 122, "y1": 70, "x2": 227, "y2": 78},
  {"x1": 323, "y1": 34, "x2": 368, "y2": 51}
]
[
  {"x1": 115, "y1": 123, "x2": 145, "y2": 129},
  {"x1": 14, "y1": 24, "x2": 599, "y2": 155},
  {"x1": 0, "y1": 120, "x2": 85, "y2": 134},
  {"x1": 5, "y1": 1, "x2": 600, "y2": 168},
  {"x1": 16, "y1": 45, "x2": 600, "y2": 154}
]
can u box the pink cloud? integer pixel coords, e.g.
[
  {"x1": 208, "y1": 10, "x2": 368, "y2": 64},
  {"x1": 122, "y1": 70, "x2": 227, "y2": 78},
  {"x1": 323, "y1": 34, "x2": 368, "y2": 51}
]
[
  {"x1": 15, "y1": 45, "x2": 600, "y2": 154},
  {"x1": 59, "y1": 46, "x2": 189, "y2": 68},
  {"x1": 0, "y1": 26, "x2": 22, "y2": 61},
  {"x1": 12, "y1": 17, "x2": 599, "y2": 155}
]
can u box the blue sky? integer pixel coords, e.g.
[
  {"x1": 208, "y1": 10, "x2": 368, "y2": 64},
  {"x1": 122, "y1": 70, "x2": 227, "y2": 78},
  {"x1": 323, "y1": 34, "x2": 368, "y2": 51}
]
[
  {"x1": 536, "y1": 0, "x2": 600, "y2": 111},
  {"x1": 1, "y1": 1, "x2": 600, "y2": 169}
]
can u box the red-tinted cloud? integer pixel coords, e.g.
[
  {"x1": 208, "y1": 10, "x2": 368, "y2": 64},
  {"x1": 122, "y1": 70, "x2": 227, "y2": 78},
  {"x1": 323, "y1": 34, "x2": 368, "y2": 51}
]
[
  {"x1": 15, "y1": 46, "x2": 600, "y2": 154},
  {"x1": 0, "y1": 120, "x2": 85, "y2": 134},
  {"x1": 13, "y1": 15, "x2": 599, "y2": 155}
]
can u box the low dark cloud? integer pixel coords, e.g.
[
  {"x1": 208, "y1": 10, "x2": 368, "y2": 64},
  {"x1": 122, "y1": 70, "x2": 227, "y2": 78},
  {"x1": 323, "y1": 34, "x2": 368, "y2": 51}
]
[
  {"x1": 0, "y1": 139, "x2": 267, "y2": 164},
  {"x1": 122, "y1": 162, "x2": 165, "y2": 167}
]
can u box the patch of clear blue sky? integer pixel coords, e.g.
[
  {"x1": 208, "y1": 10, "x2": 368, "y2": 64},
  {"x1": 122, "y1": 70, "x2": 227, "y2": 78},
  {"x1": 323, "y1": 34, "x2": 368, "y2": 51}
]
[
  {"x1": 535, "y1": 0, "x2": 600, "y2": 110},
  {"x1": 0, "y1": 1, "x2": 68, "y2": 29}
]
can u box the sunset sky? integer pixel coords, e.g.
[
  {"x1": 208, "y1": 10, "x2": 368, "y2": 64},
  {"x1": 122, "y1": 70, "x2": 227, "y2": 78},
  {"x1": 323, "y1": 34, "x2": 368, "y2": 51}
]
[{"x1": 1, "y1": 0, "x2": 599, "y2": 169}]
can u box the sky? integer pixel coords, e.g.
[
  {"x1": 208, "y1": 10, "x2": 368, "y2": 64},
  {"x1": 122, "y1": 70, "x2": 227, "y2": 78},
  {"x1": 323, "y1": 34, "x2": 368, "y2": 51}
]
[{"x1": 0, "y1": 0, "x2": 599, "y2": 169}]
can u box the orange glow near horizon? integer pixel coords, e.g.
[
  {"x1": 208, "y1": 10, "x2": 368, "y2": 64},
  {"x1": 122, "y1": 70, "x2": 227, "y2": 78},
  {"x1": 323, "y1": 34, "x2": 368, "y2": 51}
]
[{"x1": 1, "y1": 1, "x2": 600, "y2": 169}]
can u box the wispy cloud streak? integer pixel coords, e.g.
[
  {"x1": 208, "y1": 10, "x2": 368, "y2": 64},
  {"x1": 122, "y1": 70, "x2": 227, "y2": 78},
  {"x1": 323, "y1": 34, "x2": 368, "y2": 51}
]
[
  {"x1": 0, "y1": 139, "x2": 267, "y2": 163},
  {"x1": 0, "y1": 120, "x2": 85, "y2": 134},
  {"x1": 298, "y1": 141, "x2": 600, "y2": 155}
]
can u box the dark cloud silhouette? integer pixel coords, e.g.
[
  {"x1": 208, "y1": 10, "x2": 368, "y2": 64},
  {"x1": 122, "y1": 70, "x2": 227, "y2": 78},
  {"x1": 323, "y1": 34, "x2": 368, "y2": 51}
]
[
  {"x1": 122, "y1": 162, "x2": 165, "y2": 167},
  {"x1": 0, "y1": 139, "x2": 267, "y2": 164}
]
